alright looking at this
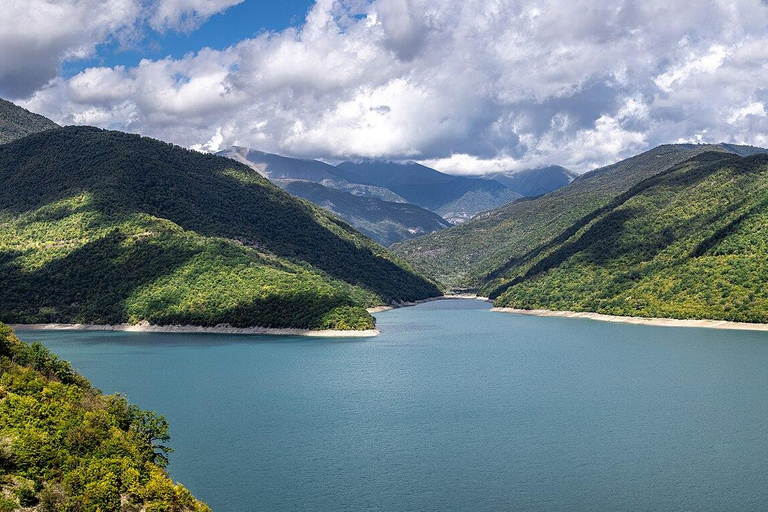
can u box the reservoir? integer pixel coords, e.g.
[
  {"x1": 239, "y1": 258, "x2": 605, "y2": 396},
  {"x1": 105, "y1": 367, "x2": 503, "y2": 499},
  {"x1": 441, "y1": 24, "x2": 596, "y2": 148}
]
[{"x1": 17, "y1": 299, "x2": 768, "y2": 511}]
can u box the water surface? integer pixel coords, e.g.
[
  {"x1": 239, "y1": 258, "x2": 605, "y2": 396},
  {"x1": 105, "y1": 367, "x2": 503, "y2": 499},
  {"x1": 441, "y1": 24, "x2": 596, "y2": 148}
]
[{"x1": 18, "y1": 300, "x2": 768, "y2": 511}]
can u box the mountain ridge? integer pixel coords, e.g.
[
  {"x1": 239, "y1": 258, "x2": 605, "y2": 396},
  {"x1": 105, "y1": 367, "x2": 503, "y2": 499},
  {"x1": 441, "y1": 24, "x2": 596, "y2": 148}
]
[{"x1": 0, "y1": 125, "x2": 441, "y2": 330}]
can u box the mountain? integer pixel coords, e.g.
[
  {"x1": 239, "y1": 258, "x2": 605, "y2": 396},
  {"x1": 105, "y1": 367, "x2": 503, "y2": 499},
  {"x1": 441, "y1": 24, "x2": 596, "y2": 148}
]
[
  {"x1": 491, "y1": 151, "x2": 768, "y2": 323},
  {"x1": 280, "y1": 180, "x2": 451, "y2": 246},
  {"x1": 0, "y1": 125, "x2": 441, "y2": 330},
  {"x1": 0, "y1": 98, "x2": 59, "y2": 144},
  {"x1": 393, "y1": 144, "x2": 768, "y2": 291},
  {"x1": 487, "y1": 165, "x2": 577, "y2": 197},
  {"x1": 217, "y1": 147, "x2": 449, "y2": 245},
  {"x1": 0, "y1": 323, "x2": 209, "y2": 511},
  {"x1": 334, "y1": 160, "x2": 521, "y2": 223},
  {"x1": 218, "y1": 147, "x2": 407, "y2": 202}
]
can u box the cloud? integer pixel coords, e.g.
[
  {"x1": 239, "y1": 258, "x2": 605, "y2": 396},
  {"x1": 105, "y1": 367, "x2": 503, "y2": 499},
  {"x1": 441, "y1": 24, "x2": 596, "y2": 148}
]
[
  {"x1": 151, "y1": 0, "x2": 245, "y2": 32},
  {"x1": 14, "y1": 0, "x2": 768, "y2": 174},
  {"x1": 0, "y1": 0, "x2": 243, "y2": 98}
]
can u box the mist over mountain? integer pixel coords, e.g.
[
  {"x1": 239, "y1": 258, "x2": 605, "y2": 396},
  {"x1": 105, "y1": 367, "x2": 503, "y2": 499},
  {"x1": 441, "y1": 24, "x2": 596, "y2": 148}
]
[
  {"x1": 486, "y1": 166, "x2": 578, "y2": 198},
  {"x1": 333, "y1": 160, "x2": 522, "y2": 223}
]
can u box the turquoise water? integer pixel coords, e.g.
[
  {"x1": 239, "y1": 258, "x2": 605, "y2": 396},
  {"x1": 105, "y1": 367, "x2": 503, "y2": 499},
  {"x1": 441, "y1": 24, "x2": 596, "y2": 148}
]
[{"x1": 17, "y1": 299, "x2": 768, "y2": 511}]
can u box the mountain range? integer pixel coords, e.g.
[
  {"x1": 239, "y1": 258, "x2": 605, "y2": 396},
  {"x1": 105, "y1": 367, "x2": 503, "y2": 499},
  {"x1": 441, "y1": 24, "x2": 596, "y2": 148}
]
[
  {"x1": 218, "y1": 147, "x2": 575, "y2": 245},
  {"x1": 0, "y1": 110, "x2": 442, "y2": 331},
  {"x1": 394, "y1": 142, "x2": 768, "y2": 323}
]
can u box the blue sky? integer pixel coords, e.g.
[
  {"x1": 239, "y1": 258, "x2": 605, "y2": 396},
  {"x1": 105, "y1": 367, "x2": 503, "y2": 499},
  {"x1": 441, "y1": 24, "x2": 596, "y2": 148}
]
[
  {"x1": 62, "y1": 0, "x2": 316, "y2": 78},
  {"x1": 5, "y1": 0, "x2": 768, "y2": 174}
]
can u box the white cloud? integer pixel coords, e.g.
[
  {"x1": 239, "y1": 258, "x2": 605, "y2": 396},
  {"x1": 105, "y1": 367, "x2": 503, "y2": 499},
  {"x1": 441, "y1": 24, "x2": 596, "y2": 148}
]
[
  {"x1": 13, "y1": 0, "x2": 768, "y2": 174},
  {"x1": 151, "y1": 0, "x2": 244, "y2": 32}
]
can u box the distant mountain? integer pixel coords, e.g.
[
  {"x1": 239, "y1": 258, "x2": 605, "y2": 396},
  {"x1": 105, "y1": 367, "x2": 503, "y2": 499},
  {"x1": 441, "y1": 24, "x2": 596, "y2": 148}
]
[
  {"x1": 491, "y1": 151, "x2": 768, "y2": 323},
  {"x1": 487, "y1": 165, "x2": 577, "y2": 197},
  {"x1": 280, "y1": 180, "x2": 451, "y2": 246},
  {"x1": 0, "y1": 97, "x2": 58, "y2": 144},
  {"x1": 334, "y1": 161, "x2": 521, "y2": 223},
  {"x1": 0, "y1": 125, "x2": 441, "y2": 330},
  {"x1": 217, "y1": 147, "x2": 447, "y2": 245},
  {"x1": 394, "y1": 143, "x2": 768, "y2": 290},
  {"x1": 218, "y1": 147, "x2": 407, "y2": 202}
]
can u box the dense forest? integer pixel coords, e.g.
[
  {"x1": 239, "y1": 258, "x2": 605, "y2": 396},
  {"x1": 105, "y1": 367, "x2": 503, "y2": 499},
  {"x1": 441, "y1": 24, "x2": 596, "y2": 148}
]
[
  {"x1": 394, "y1": 143, "x2": 768, "y2": 291},
  {"x1": 0, "y1": 323, "x2": 208, "y2": 511},
  {"x1": 0, "y1": 126, "x2": 441, "y2": 330},
  {"x1": 488, "y1": 152, "x2": 768, "y2": 322}
]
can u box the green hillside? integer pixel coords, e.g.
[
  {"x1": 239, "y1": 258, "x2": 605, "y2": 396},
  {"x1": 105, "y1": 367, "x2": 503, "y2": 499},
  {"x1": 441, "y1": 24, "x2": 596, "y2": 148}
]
[
  {"x1": 0, "y1": 323, "x2": 209, "y2": 511},
  {"x1": 0, "y1": 126, "x2": 441, "y2": 330},
  {"x1": 393, "y1": 144, "x2": 762, "y2": 290},
  {"x1": 0, "y1": 99, "x2": 58, "y2": 145},
  {"x1": 491, "y1": 152, "x2": 768, "y2": 322}
]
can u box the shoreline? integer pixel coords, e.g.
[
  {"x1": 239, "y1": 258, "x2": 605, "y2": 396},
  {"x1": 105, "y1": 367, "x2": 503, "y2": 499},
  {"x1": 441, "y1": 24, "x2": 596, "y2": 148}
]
[
  {"x1": 366, "y1": 294, "x2": 491, "y2": 314},
  {"x1": 10, "y1": 322, "x2": 380, "y2": 338},
  {"x1": 491, "y1": 307, "x2": 768, "y2": 332}
]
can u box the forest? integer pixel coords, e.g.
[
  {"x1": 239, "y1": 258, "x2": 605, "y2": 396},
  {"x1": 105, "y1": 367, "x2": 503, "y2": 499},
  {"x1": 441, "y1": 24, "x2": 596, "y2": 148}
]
[
  {"x1": 0, "y1": 126, "x2": 442, "y2": 330},
  {"x1": 0, "y1": 323, "x2": 209, "y2": 511}
]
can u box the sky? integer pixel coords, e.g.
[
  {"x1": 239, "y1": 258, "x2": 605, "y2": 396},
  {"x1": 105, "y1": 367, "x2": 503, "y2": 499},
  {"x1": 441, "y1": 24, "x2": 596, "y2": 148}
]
[{"x1": 3, "y1": 0, "x2": 768, "y2": 175}]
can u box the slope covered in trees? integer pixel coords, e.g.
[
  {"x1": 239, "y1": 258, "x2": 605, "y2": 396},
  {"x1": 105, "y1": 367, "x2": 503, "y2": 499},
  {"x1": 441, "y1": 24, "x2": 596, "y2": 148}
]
[
  {"x1": 394, "y1": 144, "x2": 767, "y2": 290},
  {"x1": 0, "y1": 126, "x2": 441, "y2": 330},
  {"x1": 490, "y1": 152, "x2": 768, "y2": 323},
  {"x1": 0, "y1": 323, "x2": 208, "y2": 511},
  {"x1": 0, "y1": 99, "x2": 58, "y2": 145}
]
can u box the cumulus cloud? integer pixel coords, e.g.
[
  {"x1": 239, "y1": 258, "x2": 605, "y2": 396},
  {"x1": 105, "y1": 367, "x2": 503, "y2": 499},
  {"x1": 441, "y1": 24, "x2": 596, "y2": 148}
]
[
  {"x1": 13, "y1": 0, "x2": 768, "y2": 173},
  {"x1": 0, "y1": 0, "x2": 242, "y2": 98},
  {"x1": 151, "y1": 0, "x2": 244, "y2": 32}
]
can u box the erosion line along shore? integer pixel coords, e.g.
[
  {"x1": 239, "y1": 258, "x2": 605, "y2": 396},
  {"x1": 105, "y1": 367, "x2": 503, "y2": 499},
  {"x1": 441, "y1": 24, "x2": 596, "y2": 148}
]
[
  {"x1": 492, "y1": 307, "x2": 768, "y2": 332},
  {"x1": 11, "y1": 323, "x2": 380, "y2": 337}
]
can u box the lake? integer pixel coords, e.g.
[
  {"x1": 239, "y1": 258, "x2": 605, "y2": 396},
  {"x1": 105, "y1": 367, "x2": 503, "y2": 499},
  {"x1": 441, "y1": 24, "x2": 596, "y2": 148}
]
[{"x1": 17, "y1": 299, "x2": 768, "y2": 511}]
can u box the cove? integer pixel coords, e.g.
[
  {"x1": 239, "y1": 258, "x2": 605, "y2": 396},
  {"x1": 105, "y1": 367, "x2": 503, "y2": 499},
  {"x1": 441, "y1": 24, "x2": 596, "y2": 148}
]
[{"x1": 16, "y1": 299, "x2": 768, "y2": 511}]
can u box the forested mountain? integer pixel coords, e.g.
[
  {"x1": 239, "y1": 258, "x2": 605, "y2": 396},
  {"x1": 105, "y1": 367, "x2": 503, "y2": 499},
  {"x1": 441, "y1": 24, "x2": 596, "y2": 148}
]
[
  {"x1": 334, "y1": 161, "x2": 521, "y2": 223},
  {"x1": 394, "y1": 144, "x2": 768, "y2": 290},
  {"x1": 0, "y1": 323, "x2": 209, "y2": 511},
  {"x1": 0, "y1": 98, "x2": 58, "y2": 145},
  {"x1": 281, "y1": 181, "x2": 451, "y2": 246},
  {"x1": 487, "y1": 165, "x2": 577, "y2": 197},
  {"x1": 0, "y1": 126, "x2": 441, "y2": 330},
  {"x1": 490, "y1": 152, "x2": 768, "y2": 323}
]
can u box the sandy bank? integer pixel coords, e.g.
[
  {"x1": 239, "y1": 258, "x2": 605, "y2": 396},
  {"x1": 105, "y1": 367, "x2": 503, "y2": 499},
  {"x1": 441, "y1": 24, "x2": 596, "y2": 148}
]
[
  {"x1": 491, "y1": 307, "x2": 768, "y2": 332},
  {"x1": 10, "y1": 322, "x2": 380, "y2": 337},
  {"x1": 366, "y1": 294, "x2": 491, "y2": 314}
]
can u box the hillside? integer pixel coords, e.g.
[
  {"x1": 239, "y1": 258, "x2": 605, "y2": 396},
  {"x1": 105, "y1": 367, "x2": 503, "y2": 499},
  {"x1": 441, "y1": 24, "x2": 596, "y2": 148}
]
[
  {"x1": 0, "y1": 323, "x2": 209, "y2": 511},
  {"x1": 488, "y1": 165, "x2": 577, "y2": 197},
  {"x1": 0, "y1": 126, "x2": 441, "y2": 330},
  {"x1": 393, "y1": 144, "x2": 766, "y2": 290},
  {"x1": 334, "y1": 161, "x2": 521, "y2": 223},
  {"x1": 491, "y1": 152, "x2": 768, "y2": 323},
  {"x1": 280, "y1": 180, "x2": 450, "y2": 246},
  {"x1": 0, "y1": 99, "x2": 58, "y2": 145}
]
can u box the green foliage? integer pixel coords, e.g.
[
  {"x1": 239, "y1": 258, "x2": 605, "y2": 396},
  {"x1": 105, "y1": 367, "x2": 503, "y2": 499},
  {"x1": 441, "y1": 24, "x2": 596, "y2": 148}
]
[
  {"x1": 0, "y1": 323, "x2": 209, "y2": 511},
  {"x1": 491, "y1": 152, "x2": 768, "y2": 323},
  {"x1": 0, "y1": 125, "x2": 442, "y2": 330},
  {"x1": 395, "y1": 143, "x2": 766, "y2": 291}
]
